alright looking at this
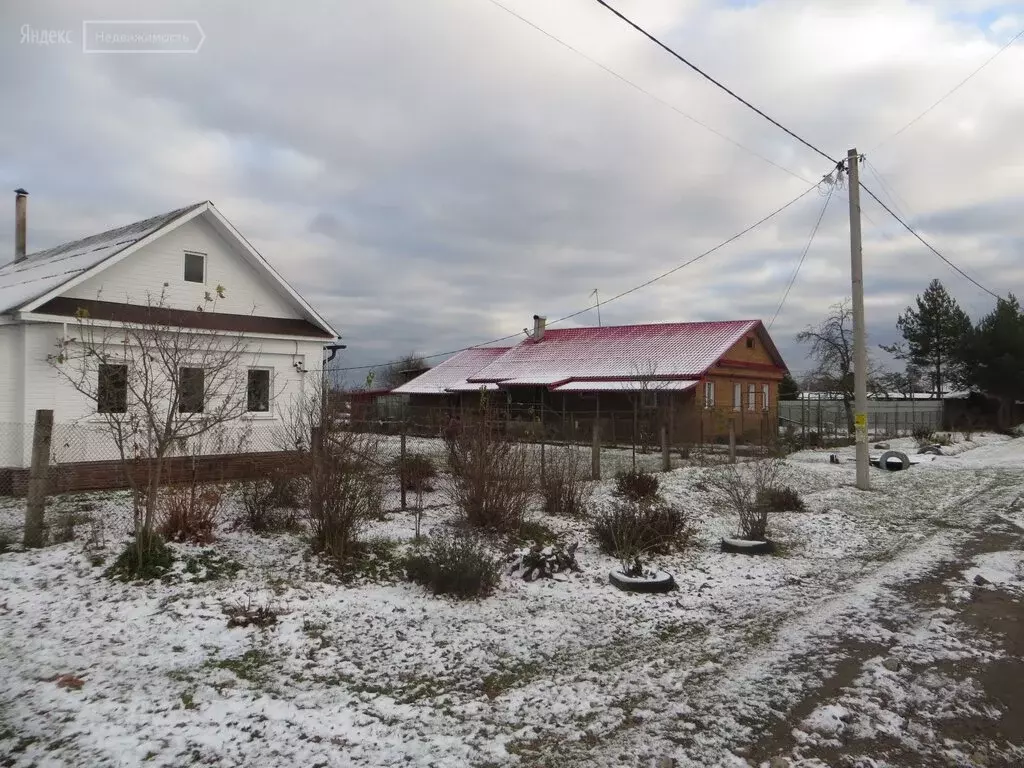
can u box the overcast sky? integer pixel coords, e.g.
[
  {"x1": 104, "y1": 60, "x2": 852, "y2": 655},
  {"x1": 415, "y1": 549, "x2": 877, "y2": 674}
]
[{"x1": 1, "y1": 0, "x2": 1022, "y2": 382}]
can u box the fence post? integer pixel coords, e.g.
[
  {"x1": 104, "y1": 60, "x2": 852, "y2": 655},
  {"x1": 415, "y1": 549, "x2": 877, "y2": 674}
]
[
  {"x1": 728, "y1": 418, "x2": 737, "y2": 464},
  {"x1": 23, "y1": 409, "x2": 54, "y2": 548},
  {"x1": 661, "y1": 422, "x2": 670, "y2": 472},
  {"x1": 591, "y1": 415, "x2": 601, "y2": 481},
  {"x1": 399, "y1": 427, "x2": 407, "y2": 511}
]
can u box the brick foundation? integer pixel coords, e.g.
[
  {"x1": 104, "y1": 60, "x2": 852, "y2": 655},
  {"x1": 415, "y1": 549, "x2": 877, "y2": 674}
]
[{"x1": 0, "y1": 451, "x2": 306, "y2": 497}]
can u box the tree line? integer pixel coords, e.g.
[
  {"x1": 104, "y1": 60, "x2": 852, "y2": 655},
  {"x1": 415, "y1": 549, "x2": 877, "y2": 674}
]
[{"x1": 792, "y1": 280, "x2": 1024, "y2": 430}]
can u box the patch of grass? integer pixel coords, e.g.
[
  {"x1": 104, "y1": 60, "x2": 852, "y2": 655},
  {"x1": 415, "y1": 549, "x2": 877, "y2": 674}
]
[
  {"x1": 206, "y1": 649, "x2": 273, "y2": 686},
  {"x1": 179, "y1": 691, "x2": 198, "y2": 710},
  {"x1": 176, "y1": 550, "x2": 242, "y2": 583},
  {"x1": 344, "y1": 536, "x2": 403, "y2": 583},
  {"x1": 481, "y1": 660, "x2": 543, "y2": 698},
  {"x1": 104, "y1": 535, "x2": 174, "y2": 582}
]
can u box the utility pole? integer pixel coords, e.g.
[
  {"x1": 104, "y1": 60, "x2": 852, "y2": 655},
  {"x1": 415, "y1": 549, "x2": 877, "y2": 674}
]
[{"x1": 847, "y1": 148, "x2": 870, "y2": 490}]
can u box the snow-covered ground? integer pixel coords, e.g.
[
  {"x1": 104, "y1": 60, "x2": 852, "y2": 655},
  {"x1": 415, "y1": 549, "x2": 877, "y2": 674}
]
[{"x1": 1, "y1": 432, "x2": 1022, "y2": 767}]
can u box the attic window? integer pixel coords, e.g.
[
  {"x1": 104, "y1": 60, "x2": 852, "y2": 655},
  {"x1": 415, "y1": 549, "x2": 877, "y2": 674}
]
[
  {"x1": 184, "y1": 251, "x2": 206, "y2": 283},
  {"x1": 745, "y1": 337, "x2": 755, "y2": 349}
]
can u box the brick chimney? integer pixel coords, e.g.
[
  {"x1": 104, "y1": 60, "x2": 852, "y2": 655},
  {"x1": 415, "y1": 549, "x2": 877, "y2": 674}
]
[
  {"x1": 532, "y1": 314, "x2": 546, "y2": 342},
  {"x1": 14, "y1": 188, "x2": 28, "y2": 263}
]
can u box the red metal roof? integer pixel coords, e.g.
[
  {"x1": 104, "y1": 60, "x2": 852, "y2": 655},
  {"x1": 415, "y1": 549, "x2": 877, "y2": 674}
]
[
  {"x1": 391, "y1": 347, "x2": 511, "y2": 394},
  {"x1": 469, "y1": 320, "x2": 770, "y2": 383}
]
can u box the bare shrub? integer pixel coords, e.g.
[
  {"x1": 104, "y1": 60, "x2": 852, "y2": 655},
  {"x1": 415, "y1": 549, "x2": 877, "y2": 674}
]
[
  {"x1": 445, "y1": 400, "x2": 534, "y2": 532},
  {"x1": 307, "y1": 429, "x2": 387, "y2": 568},
  {"x1": 223, "y1": 592, "x2": 279, "y2": 628},
  {"x1": 612, "y1": 469, "x2": 660, "y2": 503},
  {"x1": 404, "y1": 529, "x2": 500, "y2": 599},
  {"x1": 397, "y1": 452, "x2": 437, "y2": 492},
  {"x1": 912, "y1": 425, "x2": 937, "y2": 447},
  {"x1": 237, "y1": 472, "x2": 303, "y2": 533},
  {"x1": 706, "y1": 458, "x2": 784, "y2": 541},
  {"x1": 158, "y1": 484, "x2": 225, "y2": 544},
  {"x1": 756, "y1": 485, "x2": 806, "y2": 512},
  {"x1": 591, "y1": 498, "x2": 691, "y2": 566},
  {"x1": 541, "y1": 446, "x2": 591, "y2": 517}
]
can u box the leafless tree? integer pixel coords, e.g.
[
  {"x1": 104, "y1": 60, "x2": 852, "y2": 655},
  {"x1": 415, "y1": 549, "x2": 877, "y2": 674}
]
[
  {"x1": 49, "y1": 288, "x2": 251, "y2": 572},
  {"x1": 796, "y1": 299, "x2": 883, "y2": 435}
]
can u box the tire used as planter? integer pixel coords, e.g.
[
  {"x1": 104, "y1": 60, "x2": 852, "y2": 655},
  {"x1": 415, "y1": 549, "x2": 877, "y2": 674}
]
[
  {"x1": 720, "y1": 537, "x2": 775, "y2": 555},
  {"x1": 917, "y1": 445, "x2": 943, "y2": 456},
  {"x1": 877, "y1": 450, "x2": 911, "y2": 471},
  {"x1": 609, "y1": 568, "x2": 677, "y2": 594}
]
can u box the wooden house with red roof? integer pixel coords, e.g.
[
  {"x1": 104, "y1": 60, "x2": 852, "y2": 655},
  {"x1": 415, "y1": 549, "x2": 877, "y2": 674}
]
[{"x1": 392, "y1": 316, "x2": 788, "y2": 443}]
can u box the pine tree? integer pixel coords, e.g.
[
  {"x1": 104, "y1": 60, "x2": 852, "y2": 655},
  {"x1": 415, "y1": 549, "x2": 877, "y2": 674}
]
[
  {"x1": 884, "y1": 279, "x2": 972, "y2": 397},
  {"x1": 778, "y1": 373, "x2": 800, "y2": 401},
  {"x1": 956, "y1": 294, "x2": 1024, "y2": 428}
]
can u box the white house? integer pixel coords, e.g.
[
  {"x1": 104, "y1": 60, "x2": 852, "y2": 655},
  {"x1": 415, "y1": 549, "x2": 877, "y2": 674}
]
[{"x1": 0, "y1": 190, "x2": 340, "y2": 472}]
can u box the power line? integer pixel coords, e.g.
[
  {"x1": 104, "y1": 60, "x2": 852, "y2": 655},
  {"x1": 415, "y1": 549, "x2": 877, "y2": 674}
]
[
  {"x1": 858, "y1": 180, "x2": 1002, "y2": 301},
  {"x1": 484, "y1": 0, "x2": 811, "y2": 185},
  {"x1": 871, "y1": 26, "x2": 1024, "y2": 152},
  {"x1": 862, "y1": 157, "x2": 913, "y2": 225},
  {"x1": 590, "y1": 0, "x2": 838, "y2": 165},
  {"x1": 769, "y1": 183, "x2": 834, "y2": 329},
  {"x1": 330, "y1": 178, "x2": 824, "y2": 373}
]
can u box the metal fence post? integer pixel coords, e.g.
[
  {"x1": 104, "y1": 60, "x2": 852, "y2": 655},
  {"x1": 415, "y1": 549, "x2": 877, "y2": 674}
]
[
  {"x1": 399, "y1": 427, "x2": 407, "y2": 511},
  {"x1": 728, "y1": 418, "x2": 737, "y2": 464},
  {"x1": 591, "y1": 410, "x2": 601, "y2": 481},
  {"x1": 23, "y1": 409, "x2": 54, "y2": 548},
  {"x1": 661, "y1": 422, "x2": 670, "y2": 472}
]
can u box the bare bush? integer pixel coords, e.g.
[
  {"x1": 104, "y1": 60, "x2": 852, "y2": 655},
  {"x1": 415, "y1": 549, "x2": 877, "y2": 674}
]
[
  {"x1": 912, "y1": 425, "x2": 937, "y2": 447},
  {"x1": 706, "y1": 458, "x2": 785, "y2": 541},
  {"x1": 541, "y1": 446, "x2": 591, "y2": 517},
  {"x1": 158, "y1": 483, "x2": 226, "y2": 544},
  {"x1": 757, "y1": 485, "x2": 806, "y2": 512},
  {"x1": 237, "y1": 472, "x2": 303, "y2": 533},
  {"x1": 307, "y1": 429, "x2": 387, "y2": 568},
  {"x1": 223, "y1": 592, "x2": 279, "y2": 628},
  {"x1": 445, "y1": 400, "x2": 534, "y2": 532},
  {"x1": 397, "y1": 452, "x2": 438, "y2": 492},
  {"x1": 612, "y1": 469, "x2": 660, "y2": 503},
  {"x1": 591, "y1": 498, "x2": 691, "y2": 567}
]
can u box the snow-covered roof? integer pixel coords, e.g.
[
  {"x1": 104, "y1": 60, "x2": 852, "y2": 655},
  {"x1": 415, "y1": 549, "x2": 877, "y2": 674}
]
[
  {"x1": 550, "y1": 379, "x2": 699, "y2": 393},
  {"x1": 0, "y1": 203, "x2": 204, "y2": 314},
  {"x1": 391, "y1": 348, "x2": 510, "y2": 394},
  {"x1": 469, "y1": 320, "x2": 776, "y2": 383}
]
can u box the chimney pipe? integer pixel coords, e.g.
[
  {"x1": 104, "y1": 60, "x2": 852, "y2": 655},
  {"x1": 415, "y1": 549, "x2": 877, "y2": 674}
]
[
  {"x1": 14, "y1": 188, "x2": 28, "y2": 263},
  {"x1": 532, "y1": 314, "x2": 546, "y2": 342}
]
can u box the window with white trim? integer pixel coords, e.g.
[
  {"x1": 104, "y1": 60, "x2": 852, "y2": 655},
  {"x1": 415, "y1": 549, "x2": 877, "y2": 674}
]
[
  {"x1": 762, "y1": 383, "x2": 770, "y2": 411},
  {"x1": 748, "y1": 383, "x2": 757, "y2": 411},
  {"x1": 704, "y1": 381, "x2": 715, "y2": 408},
  {"x1": 247, "y1": 368, "x2": 271, "y2": 413},
  {"x1": 179, "y1": 367, "x2": 205, "y2": 413},
  {"x1": 97, "y1": 363, "x2": 127, "y2": 413},
  {"x1": 184, "y1": 251, "x2": 206, "y2": 283},
  {"x1": 733, "y1": 383, "x2": 742, "y2": 411}
]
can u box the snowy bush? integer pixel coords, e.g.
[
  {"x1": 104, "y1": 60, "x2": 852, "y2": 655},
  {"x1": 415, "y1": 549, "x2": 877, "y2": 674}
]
[
  {"x1": 912, "y1": 426, "x2": 937, "y2": 447},
  {"x1": 706, "y1": 458, "x2": 784, "y2": 541},
  {"x1": 508, "y1": 541, "x2": 580, "y2": 581},
  {"x1": 612, "y1": 469, "x2": 660, "y2": 503},
  {"x1": 541, "y1": 446, "x2": 591, "y2": 517},
  {"x1": 445, "y1": 398, "x2": 534, "y2": 533},
  {"x1": 404, "y1": 530, "x2": 501, "y2": 599},
  {"x1": 158, "y1": 484, "x2": 226, "y2": 544},
  {"x1": 591, "y1": 498, "x2": 691, "y2": 563}
]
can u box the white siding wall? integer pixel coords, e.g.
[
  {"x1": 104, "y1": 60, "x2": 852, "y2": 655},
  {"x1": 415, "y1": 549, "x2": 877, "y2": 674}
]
[
  {"x1": 2, "y1": 321, "x2": 324, "y2": 468},
  {"x1": 63, "y1": 216, "x2": 299, "y2": 318}
]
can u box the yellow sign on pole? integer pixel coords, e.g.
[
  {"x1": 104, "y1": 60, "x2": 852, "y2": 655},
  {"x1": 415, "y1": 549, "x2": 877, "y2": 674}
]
[{"x1": 855, "y1": 413, "x2": 867, "y2": 428}]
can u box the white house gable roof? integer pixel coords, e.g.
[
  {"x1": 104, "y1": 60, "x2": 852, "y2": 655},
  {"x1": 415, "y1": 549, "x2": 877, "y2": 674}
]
[
  {"x1": 0, "y1": 203, "x2": 203, "y2": 315},
  {"x1": 0, "y1": 201, "x2": 338, "y2": 339}
]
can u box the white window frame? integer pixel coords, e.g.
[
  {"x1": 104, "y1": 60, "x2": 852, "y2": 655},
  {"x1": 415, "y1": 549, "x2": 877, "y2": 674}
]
[
  {"x1": 747, "y1": 383, "x2": 757, "y2": 412},
  {"x1": 762, "y1": 383, "x2": 770, "y2": 412},
  {"x1": 245, "y1": 367, "x2": 275, "y2": 418},
  {"x1": 184, "y1": 251, "x2": 206, "y2": 284},
  {"x1": 704, "y1": 380, "x2": 715, "y2": 409},
  {"x1": 733, "y1": 383, "x2": 742, "y2": 411}
]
